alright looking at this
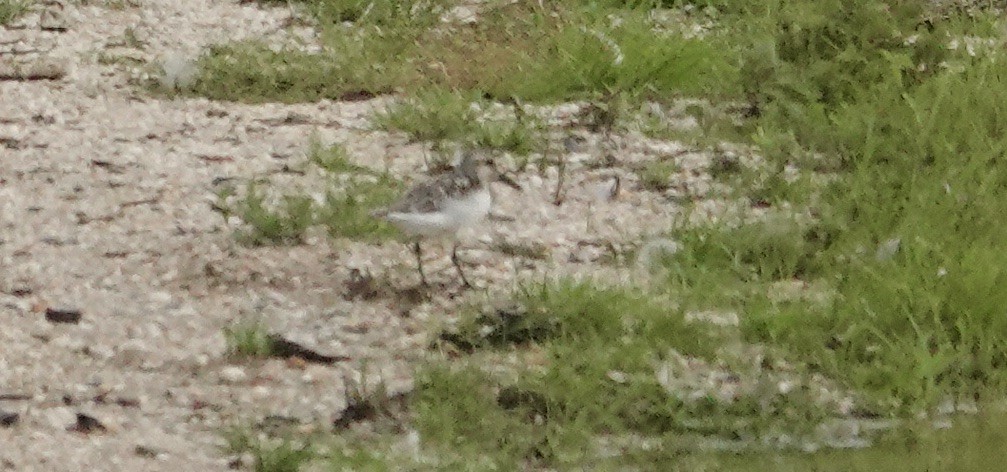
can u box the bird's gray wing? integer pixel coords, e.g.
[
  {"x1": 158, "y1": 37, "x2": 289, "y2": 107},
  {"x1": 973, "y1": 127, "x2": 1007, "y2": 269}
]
[{"x1": 385, "y1": 177, "x2": 450, "y2": 214}]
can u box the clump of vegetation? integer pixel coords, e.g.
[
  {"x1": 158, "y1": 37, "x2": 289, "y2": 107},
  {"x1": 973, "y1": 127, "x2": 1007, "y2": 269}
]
[
  {"x1": 316, "y1": 178, "x2": 401, "y2": 242},
  {"x1": 307, "y1": 141, "x2": 372, "y2": 175},
  {"x1": 636, "y1": 159, "x2": 679, "y2": 191},
  {"x1": 223, "y1": 427, "x2": 315, "y2": 472},
  {"x1": 223, "y1": 321, "x2": 275, "y2": 358},
  {"x1": 181, "y1": 41, "x2": 407, "y2": 103},
  {"x1": 371, "y1": 90, "x2": 479, "y2": 144},
  {"x1": 307, "y1": 141, "x2": 401, "y2": 241},
  {"x1": 232, "y1": 185, "x2": 315, "y2": 247},
  {"x1": 217, "y1": 143, "x2": 401, "y2": 246},
  {"x1": 208, "y1": 0, "x2": 1007, "y2": 468},
  {"x1": 0, "y1": 0, "x2": 31, "y2": 25},
  {"x1": 410, "y1": 0, "x2": 1007, "y2": 463},
  {"x1": 181, "y1": 1, "x2": 725, "y2": 104},
  {"x1": 417, "y1": 280, "x2": 852, "y2": 467},
  {"x1": 373, "y1": 90, "x2": 544, "y2": 155},
  {"x1": 691, "y1": 0, "x2": 1007, "y2": 412},
  {"x1": 742, "y1": 62, "x2": 1007, "y2": 411}
]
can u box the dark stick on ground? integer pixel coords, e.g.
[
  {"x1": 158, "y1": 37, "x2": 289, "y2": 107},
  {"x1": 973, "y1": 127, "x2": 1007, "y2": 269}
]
[
  {"x1": 413, "y1": 241, "x2": 428, "y2": 287},
  {"x1": 451, "y1": 243, "x2": 472, "y2": 289}
]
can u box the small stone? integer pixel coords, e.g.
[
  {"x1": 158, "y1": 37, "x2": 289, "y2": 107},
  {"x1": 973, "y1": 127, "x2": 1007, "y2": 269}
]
[
  {"x1": 957, "y1": 400, "x2": 979, "y2": 414},
  {"x1": 84, "y1": 344, "x2": 114, "y2": 360},
  {"x1": 606, "y1": 371, "x2": 629, "y2": 384},
  {"x1": 442, "y1": 5, "x2": 478, "y2": 24},
  {"x1": 875, "y1": 237, "x2": 901, "y2": 261},
  {"x1": 193, "y1": 354, "x2": 210, "y2": 367},
  {"x1": 636, "y1": 238, "x2": 680, "y2": 269},
  {"x1": 563, "y1": 135, "x2": 588, "y2": 153},
  {"x1": 39, "y1": 8, "x2": 68, "y2": 32},
  {"x1": 149, "y1": 291, "x2": 172, "y2": 304},
  {"x1": 219, "y1": 366, "x2": 247, "y2": 384},
  {"x1": 42, "y1": 407, "x2": 75, "y2": 430},
  {"x1": 0, "y1": 60, "x2": 67, "y2": 80},
  {"x1": 8, "y1": 286, "x2": 32, "y2": 297},
  {"x1": 44, "y1": 307, "x2": 81, "y2": 324},
  {"x1": 68, "y1": 413, "x2": 107, "y2": 434},
  {"x1": 251, "y1": 386, "x2": 270, "y2": 399},
  {"x1": 115, "y1": 340, "x2": 151, "y2": 367},
  {"x1": 227, "y1": 453, "x2": 253, "y2": 470},
  {"x1": 936, "y1": 398, "x2": 955, "y2": 415},
  {"x1": 286, "y1": 356, "x2": 307, "y2": 370},
  {"x1": 0, "y1": 412, "x2": 19, "y2": 427},
  {"x1": 777, "y1": 380, "x2": 797, "y2": 395},
  {"x1": 684, "y1": 310, "x2": 739, "y2": 327},
  {"x1": 0, "y1": 30, "x2": 23, "y2": 45},
  {"x1": 134, "y1": 445, "x2": 160, "y2": 459},
  {"x1": 158, "y1": 52, "x2": 198, "y2": 90},
  {"x1": 51, "y1": 335, "x2": 85, "y2": 351}
]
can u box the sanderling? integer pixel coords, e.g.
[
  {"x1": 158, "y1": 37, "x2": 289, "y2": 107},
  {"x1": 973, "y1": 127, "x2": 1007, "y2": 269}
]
[{"x1": 373, "y1": 150, "x2": 520, "y2": 288}]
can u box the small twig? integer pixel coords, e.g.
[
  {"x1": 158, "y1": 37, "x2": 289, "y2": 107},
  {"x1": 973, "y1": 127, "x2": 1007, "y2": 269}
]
[
  {"x1": 0, "y1": 61, "x2": 66, "y2": 81},
  {"x1": 601, "y1": 90, "x2": 620, "y2": 163},
  {"x1": 552, "y1": 137, "x2": 567, "y2": 206},
  {"x1": 120, "y1": 191, "x2": 163, "y2": 208},
  {"x1": 510, "y1": 96, "x2": 525, "y2": 125},
  {"x1": 553, "y1": 156, "x2": 566, "y2": 205}
]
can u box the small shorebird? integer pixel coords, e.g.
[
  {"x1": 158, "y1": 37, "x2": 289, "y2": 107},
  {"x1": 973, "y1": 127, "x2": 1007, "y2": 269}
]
[{"x1": 373, "y1": 150, "x2": 520, "y2": 288}]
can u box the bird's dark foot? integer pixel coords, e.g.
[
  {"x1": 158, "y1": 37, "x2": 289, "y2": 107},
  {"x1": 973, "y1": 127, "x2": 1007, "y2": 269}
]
[{"x1": 450, "y1": 243, "x2": 475, "y2": 290}]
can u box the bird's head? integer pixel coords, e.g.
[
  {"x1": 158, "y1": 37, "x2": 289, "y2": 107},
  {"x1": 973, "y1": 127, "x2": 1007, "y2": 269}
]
[{"x1": 457, "y1": 149, "x2": 521, "y2": 190}]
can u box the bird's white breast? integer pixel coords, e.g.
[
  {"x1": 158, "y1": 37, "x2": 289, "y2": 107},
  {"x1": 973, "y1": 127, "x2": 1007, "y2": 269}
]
[
  {"x1": 384, "y1": 187, "x2": 491, "y2": 238},
  {"x1": 442, "y1": 187, "x2": 492, "y2": 228}
]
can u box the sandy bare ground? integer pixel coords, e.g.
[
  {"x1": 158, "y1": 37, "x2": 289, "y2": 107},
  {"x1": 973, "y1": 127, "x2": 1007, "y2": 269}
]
[{"x1": 0, "y1": 1, "x2": 733, "y2": 469}]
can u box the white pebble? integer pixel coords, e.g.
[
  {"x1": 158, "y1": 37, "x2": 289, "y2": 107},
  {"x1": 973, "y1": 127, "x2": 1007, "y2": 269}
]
[{"x1": 218, "y1": 366, "x2": 247, "y2": 384}]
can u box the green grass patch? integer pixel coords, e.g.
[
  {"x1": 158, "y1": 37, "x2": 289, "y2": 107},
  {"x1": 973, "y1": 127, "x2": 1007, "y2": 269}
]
[
  {"x1": 695, "y1": 413, "x2": 1007, "y2": 471},
  {"x1": 372, "y1": 90, "x2": 476, "y2": 143},
  {"x1": 232, "y1": 184, "x2": 315, "y2": 247},
  {"x1": 443, "y1": 280, "x2": 717, "y2": 356},
  {"x1": 223, "y1": 427, "x2": 315, "y2": 472},
  {"x1": 658, "y1": 216, "x2": 832, "y2": 314},
  {"x1": 740, "y1": 60, "x2": 1007, "y2": 411},
  {"x1": 230, "y1": 404, "x2": 1007, "y2": 470},
  {"x1": 223, "y1": 321, "x2": 275, "y2": 358},
  {"x1": 417, "y1": 280, "x2": 849, "y2": 466},
  {"x1": 373, "y1": 90, "x2": 544, "y2": 155},
  {"x1": 423, "y1": 2, "x2": 727, "y2": 102},
  {"x1": 0, "y1": 0, "x2": 30, "y2": 25},
  {"x1": 216, "y1": 143, "x2": 401, "y2": 245},
  {"x1": 209, "y1": 0, "x2": 1007, "y2": 467},
  {"x1": 293, "y1": 0, "x2": 450, "y2": 28},
  {"x1": 176, "y1": 0, "x2": 451, "y2": 102},
  {"x1": 177, "y1": 41, "x2": 407, "y2": 103},
  {"x1": 307, "y1": 140, "x2": 375, "y2": 176},
  {"x1": 595, "y1": 0, "x2": 1007, "y2": 415},
  {"x1": 636, "y1": 159, "x2": 679, "y2": 191},
  {"x1": 308, "y1": 142, "x2": 401, "y2": 242},
  {"x1": 181, "y1": 1, "x2": 727, "y2": 104},
  {"x1": 678, "y1": 0, "x2": 1007, "y2": 413},
  {"x1": 316, "y1": 177, "x2": 400, "y2": 242}
]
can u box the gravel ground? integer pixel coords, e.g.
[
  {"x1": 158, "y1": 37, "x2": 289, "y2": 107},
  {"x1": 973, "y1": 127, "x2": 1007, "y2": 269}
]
[{"x1": 0, "y1": 1, "x2": 740, "y2": 470}]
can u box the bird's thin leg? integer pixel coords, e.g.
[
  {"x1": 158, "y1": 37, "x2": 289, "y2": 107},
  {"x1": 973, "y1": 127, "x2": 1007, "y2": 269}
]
[
  {"x1": 413, "y1": 241, "x2": 428, "y2": 287},
  {"x1": 451, "y1": 242, "x2": 472, "y2": 289}
]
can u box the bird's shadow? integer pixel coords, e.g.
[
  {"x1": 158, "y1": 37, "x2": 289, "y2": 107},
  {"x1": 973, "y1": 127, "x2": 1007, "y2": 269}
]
[{"x1": 341, "y1": 268, "x2": 471, "y2": 311}]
